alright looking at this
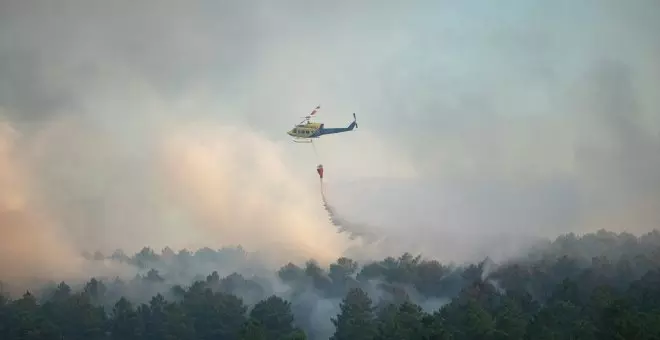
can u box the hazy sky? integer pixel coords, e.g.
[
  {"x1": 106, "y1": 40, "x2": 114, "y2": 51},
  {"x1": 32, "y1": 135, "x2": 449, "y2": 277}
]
[{"x1": 1, "y1": 0, "x2": 659, "y2": 280}]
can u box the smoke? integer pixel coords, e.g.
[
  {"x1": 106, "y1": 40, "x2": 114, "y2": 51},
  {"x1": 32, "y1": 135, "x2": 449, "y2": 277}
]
[
  {"x1": 0, "y1": 1, "x2": 377, "y2": 285},
  {"x1": 1, "y1": 0, "x2": 659, "y2": 301},
  {"x1": 0, "y1": 119, "x2": 86, "y2": 285},
  {"x1": 159, "y1": 120, "x2": 353, "y2": 266},
  {"x1": 572, "y1": 60, "x2": 660, "y2": 233},
  {"x1": 0, "y1": 96, "x2": 358, "y2": 283}
]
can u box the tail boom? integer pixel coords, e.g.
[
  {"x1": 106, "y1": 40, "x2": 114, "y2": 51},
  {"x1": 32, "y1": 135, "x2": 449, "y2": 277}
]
[{"x1": 318, "y1": 114, "x2": 357, "y2": 136}]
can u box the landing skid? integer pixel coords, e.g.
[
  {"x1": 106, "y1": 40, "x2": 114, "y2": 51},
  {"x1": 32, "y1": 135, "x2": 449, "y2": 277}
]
[{"x1": 292, "y1": 138, "x2": 313, "y2": 143}]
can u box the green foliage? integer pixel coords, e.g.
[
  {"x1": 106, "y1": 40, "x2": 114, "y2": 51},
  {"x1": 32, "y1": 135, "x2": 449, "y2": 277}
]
[
  {"x1": 376, "y1": 301, "x2": 427, "y2": 340},
  {"x1": 493, "y1": 297, "x2": 527, "y2": 340},
  {"x1": 525, "y1": 300, "x2": 595, "y2": 340},
  {"x1": 331, "y1": 288, "x2": 377, "y2": 340},
  {"x1": 110, "y1": 297, "x2": 143, "y2": 340},
  {"x1": 1, "y1": 229, "x2": 660, "y2": 339},
  {"x1": 248, "y1": 295, "x2": 302, "y2": 340},
  {"x1": 239, "y1": 319, "x2": 267, "y2": 340}
]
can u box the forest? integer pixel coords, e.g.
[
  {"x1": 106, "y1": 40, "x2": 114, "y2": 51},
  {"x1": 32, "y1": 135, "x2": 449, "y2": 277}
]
[{"x1": 1, "y1": 228, "x2": 660, "y2": 339}]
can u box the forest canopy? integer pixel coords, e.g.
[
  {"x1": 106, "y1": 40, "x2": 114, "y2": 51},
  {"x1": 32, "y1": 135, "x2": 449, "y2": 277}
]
[{"x1": 1, "y1": 229, "x2": 660, "y2": 339}]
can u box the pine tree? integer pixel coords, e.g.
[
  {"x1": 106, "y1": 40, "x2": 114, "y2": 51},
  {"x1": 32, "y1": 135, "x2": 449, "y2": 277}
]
[{"x1": 330, "y1": 288, "x2": 377, "y2": 340}]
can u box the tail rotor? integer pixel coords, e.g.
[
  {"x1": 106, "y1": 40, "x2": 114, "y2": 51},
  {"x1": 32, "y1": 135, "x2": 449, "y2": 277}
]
[{"x1": 353, "y1": 113, "x2": 358, "y2": 129}]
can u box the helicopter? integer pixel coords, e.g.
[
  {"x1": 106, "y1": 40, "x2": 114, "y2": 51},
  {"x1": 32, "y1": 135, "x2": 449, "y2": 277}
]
[{"x1": 286, "y1": 105, "x2": 358, "y2": 143}]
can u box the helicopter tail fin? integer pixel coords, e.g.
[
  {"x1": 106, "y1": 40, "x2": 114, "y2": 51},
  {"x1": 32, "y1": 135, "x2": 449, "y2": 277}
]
[{"x1": 345, "y1": 113, "x2": 357, "y2": 130}]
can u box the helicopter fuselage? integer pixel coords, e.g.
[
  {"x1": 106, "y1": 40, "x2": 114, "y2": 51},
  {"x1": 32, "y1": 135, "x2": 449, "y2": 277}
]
[
  {"x1": 286, "y1": 113, "x2": 357, "y2": 141},
  {"x1": 287, "y1": 122, "x2": 324, "y2": 139}
]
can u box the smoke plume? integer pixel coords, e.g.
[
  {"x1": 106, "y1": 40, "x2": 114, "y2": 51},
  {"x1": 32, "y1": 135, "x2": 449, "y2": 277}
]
[{"x1": 1, "y1": 0, "x2": 659, "y2": 290}]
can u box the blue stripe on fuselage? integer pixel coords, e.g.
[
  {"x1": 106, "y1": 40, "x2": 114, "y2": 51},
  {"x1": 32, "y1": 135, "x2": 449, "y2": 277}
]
[{"x1": 317, "y1": 121, "x2": 356, "y2": 136}]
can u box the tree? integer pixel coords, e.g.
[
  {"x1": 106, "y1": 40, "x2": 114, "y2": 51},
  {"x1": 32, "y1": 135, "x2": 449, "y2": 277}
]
[
  {"x1": 110, "y1": 297, "x2": 144, "y2": 340},
  {"x1": 249, "y1": 295, "x2": 303, "y2": 340},
  {"x1": 50, "y1": 282, "x2": 72, "y2": 303},
  {"x1": 596, "y1": 298, "x2": 645, "y2": 340},
  {"x1": 84, "y1": 278, "x2": 107, "y2": 305},
  {"x1": 239, "y1": 319, "x2": 266, "y2": 340},
  {"x1": 439, "y1": 297, "x2": 496, "y2": 340},
  {"x1": 329, "y1": 257, "x2": 359, "y2": 297},
  {"x1": 163, "y1": 301, "x2": 196, "y2": 340},
  {"x1": 278, "y1": 263, "x2": 305, "y2": 284},
  {"x1": 144, "y1": 294, "x2": 169, "y2": 340},
  {"x1": 2, "y1": 229, "x2": 660, "y2": 340},
  {"x1": 63, "y1": 292, "x2": 108, "y2": 340},
  {"x1": 493, "y1": 297, "x2": 527, "y2": 340},
  {"x1": 458, "y1": 299, "x2": 496, "y2": 340},
  {"x1": 376, "y1": 301, "x2": 427, "y2": 340},
  {"x1": 182, "y1": 287, "x2": 247, "y2": 340},
  {"x1": 331, "y1": 288, "x2": 377, "y2": 340},
  {"x1": 10, "y1": 292, "x2": 59, "y2": 339},
  {"x1": 525, "y1": 300, "x2": 595, "y2": 340}
]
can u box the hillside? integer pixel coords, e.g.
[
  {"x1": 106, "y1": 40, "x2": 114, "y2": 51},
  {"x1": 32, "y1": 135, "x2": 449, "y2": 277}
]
[{"x1": 2, "y1": 229, "x2": 660, "y2": 339}]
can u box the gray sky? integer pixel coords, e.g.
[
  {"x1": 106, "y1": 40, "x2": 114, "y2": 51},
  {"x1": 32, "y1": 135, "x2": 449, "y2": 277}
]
[{"x1": 1, "y1": 0, "x2": 659, "y2": 280}]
